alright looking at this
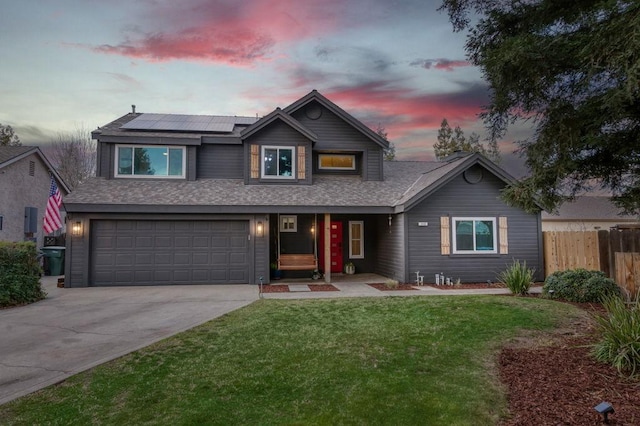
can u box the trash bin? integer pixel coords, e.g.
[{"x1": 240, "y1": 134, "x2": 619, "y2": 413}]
[{"x1": 41, "y1": 246, "x2": 65, "y2": 276}]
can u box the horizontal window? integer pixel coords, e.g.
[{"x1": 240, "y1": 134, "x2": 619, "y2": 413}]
[
  {"x1": 262, "y1": 146, "x2": 295, "y2": 179},
  {"x1": 452, "y1": 217, "x2": 497, "y2": 254},
  {"x1": 318, "y1": 154, "x2": 355, "y2": 170},
  {"x1": 116, "y1": 146, "x2": 185, "y2": 178}
]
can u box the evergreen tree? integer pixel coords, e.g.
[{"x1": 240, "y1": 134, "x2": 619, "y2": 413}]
[
  {"x1": 440, "y1": 0, "x2": 640, "y2": 213},
  {"x1": 434, "y1": 118, "x2": 500, "y2": 163},
  {"x1": 0, "y1": 124, "x2": 21, "y2": 146}
]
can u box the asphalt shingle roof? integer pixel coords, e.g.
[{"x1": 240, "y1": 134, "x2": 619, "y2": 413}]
[
  {"x1": 542, "y1": 196, "x2": 638, "y2": 221},
  {"x1": 0, "y1": 146, "x2": 37, "y2": 167},
  {"x1": 64, "y1": 160, "x2": 463, "y2": 212}
]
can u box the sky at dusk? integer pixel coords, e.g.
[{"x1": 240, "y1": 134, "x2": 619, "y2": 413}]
[{"x1": 1, "y1": 0, "x2": 528, "y2": 166}]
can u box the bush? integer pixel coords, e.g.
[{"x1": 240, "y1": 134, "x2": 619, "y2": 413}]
[
  {"x1": 543, "y1": 269, "x2": 620, "y2": 303},
  {"x1": 497, "y1": 259, "x2": 534, "y2": 295},
  {"x1": 592, "y1": 294, "x2": 640, "y2": 378},
  {"x1": 384, "y1": 279, "x2": 399, "y2": 289},
  {"x1": 0, "y1": 241, "x2": 46, "y2": 307}
]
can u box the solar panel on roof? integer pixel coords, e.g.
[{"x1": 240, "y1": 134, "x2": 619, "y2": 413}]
[{"x1": 121, "y1": 114, "x2": 258, "y2": 132}]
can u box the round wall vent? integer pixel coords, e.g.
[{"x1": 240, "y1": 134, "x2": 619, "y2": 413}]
[
  {"x1": 463, "y1": 167, "x2": 483, "y2": 184},
  {"x1": 305, "y1": 104, "x2": 322, "y2": 120}
]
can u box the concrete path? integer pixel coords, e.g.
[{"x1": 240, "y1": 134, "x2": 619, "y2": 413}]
[{"x1": 0, "y1": 276, "x2": 258, "y2": 405}]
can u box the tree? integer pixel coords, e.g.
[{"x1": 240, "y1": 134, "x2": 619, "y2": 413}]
[
  {"x1": 433, "y1": 118, "x2": 501, "y2": 163},
  {"x1": 0, "y1": 124, "x2": 21, "y2": 146},
  {"x1": 377, "y1": 124, "x2": 396, "y2": 161},
  {"x1": 49, "y1": 126, "x2": 96, "y2": 190},
  {"x1": 440, "y1": 0, "x2": 640, "y2": 214}
]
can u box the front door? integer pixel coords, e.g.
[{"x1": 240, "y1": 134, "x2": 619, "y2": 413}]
[{"x1": 319, "y1": 221, "x2": 343, "y2": 273}]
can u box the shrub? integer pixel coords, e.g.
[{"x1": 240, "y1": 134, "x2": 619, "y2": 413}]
[
  {"x1": 543, "y1": 269, "x2": 620, "y2": 303},
  {"x1": 497, "y1": 259, "x2": 534, "y2": 295},
  {"x1": 0, "y1": 241, "x2": 46, "y2": 307},
  {"x1": 384, "y1": 279, "x2": 399, "y2": 289},
  {"x1": 592, "y1": 294, "x2": 640, "y2": 378}
]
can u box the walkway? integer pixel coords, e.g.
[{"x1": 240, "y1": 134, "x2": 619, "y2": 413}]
[{"x1": 261, "y1": 273, "x2": 542, "y2": 299}]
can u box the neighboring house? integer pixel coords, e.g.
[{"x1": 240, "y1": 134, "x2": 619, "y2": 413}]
[
  {"x1": 541, "y1": 196, "x2": 640, "y2": 232},
  {"x1": 0, "y1": 146, "x2": 70, "y2": 248},
  {"x1": 63, "y1": 90, "x2": 543, "y2": 287}
]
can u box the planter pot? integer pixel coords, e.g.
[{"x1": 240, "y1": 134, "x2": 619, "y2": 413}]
[
  {"x1": 345, "y1": 264, "x2": 355, "y2": 275},
  {"x1": 271, "y1": 269, "x2": 282, "y2": 280}
]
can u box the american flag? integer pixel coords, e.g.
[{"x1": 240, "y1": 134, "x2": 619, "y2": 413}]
[{"x1": 43, "y1": 175, "x2": 62, "y2": 234}]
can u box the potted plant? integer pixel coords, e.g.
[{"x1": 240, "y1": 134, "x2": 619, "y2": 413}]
[
  {"x1": 345, "y1": 261, "x2": 355, "y2": 275},
  {"x1": 270, "y1": 262, "x2": 282, "y2": 280}
]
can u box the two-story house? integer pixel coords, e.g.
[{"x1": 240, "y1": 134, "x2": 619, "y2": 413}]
[{"x1": 63, "y1": 90, "x2": 544, "y2": 287}]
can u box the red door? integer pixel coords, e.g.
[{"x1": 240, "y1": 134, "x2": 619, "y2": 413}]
[{"x1": 318, "y1": 221, "x2": 343, "y2": 273}]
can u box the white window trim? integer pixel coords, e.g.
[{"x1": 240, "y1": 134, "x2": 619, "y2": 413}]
[
  {"x1": 280, "y1": 215, "x2": 297, "y2": 232},
  {"x1": 261, "y1": 145, "x2": 296, "y2": 179},
  {"x1": 115, "y1": 145, "x2": 186, "y2": 179},
  {"x1": 349, "y1": 220, "x2": 364, "y2": 259},
  {"x1": 318, "y1": 154, "x2": 356, "y2": 170},
  {"x1": 452, "y1": 217, "x2": 498, "y2": 254}
]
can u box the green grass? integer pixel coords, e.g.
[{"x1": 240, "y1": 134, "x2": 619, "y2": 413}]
[{"x1": 0, "y1": 296, "x2": 583, "y2": 425}]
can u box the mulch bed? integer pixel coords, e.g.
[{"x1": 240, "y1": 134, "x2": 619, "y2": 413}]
[
  {"x1": 260, "y1": 284, "x2": 339, "y2": 293},
  {"x1": 368, "y1": 283, "x2": 417, "y2": 291},
  {"x1": 424, "y1": 282, "x2": 546, "y2": 290},
  {"x1": 309, "y1": 284, "x2": 339, "y2": 292},
  {"x1": 498, "y1": 304, "x2": 640, "y2": 425}
]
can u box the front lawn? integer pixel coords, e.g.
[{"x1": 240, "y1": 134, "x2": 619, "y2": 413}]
[{"x1": 0, "y1": 296, "x2": 583, "y2": 425}]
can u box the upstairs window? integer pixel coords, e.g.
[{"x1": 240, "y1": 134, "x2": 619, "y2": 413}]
[
  {"x1": 116, "y1": 146, "x2": 185, "y2": 178},
  {"x1": 262, "y1": 146, "x2": 294, "y2": 179},
  {"x1": 318, "y1": 154, "x2": 355, "y2": 170},
  {"x1": 452, "y1": 217, "x2": 497, "y2": 254}
]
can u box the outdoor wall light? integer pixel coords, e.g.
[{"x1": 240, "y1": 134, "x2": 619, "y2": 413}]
[
  {"x1": 71, "y1": 221, "x2": 83, "y2": 237},
  {"x1": 256, "y1": 221, "x2": 264, "y2": 237},
  {"x1": 594, "y1": 401, "x2": 614, "y2": 423}
]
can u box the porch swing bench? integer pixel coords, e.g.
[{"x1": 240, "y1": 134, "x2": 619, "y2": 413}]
[{"x1": 277, "y1": 254, "x2": 318, "y2": 271}]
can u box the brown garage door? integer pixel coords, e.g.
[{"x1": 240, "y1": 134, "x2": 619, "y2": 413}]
[{"x1": 90, "y1": 220, "x2": 250, "y2": 286}]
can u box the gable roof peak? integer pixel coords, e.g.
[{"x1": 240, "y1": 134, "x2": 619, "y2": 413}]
[{"x1": 283, "y1": 90, "x2": 389, "y2": 149}]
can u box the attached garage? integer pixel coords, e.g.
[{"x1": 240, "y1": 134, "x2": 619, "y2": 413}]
[{"x1": 90, "y1": 220, "x2": 251, "y2": 286}]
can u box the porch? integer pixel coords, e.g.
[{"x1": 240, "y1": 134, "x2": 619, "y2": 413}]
[{"x1": 269, "y1": 213, "x2": 398, "y2": 283}]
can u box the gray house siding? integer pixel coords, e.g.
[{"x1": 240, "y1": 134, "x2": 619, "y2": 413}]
[
  {"x1": 290, "y1": 103, "x2": 384, "y2": 181},
  {"x1": 373, "y1": 213, "x2": 406, "y2": 282},
  {"x1": 65, "y1": 216, "x2": 90, "y2": 286},
  {"x1": 197, "y1": 144, "x2": 244, "y2": 179},
  {"x1": 97, "y1": 143, "x2": 112, "y2": 178},
  {"x1": 244, "y1": 121, "x2": 313, "y2": 185},
  {"x1": 366, "y1": 148, "x2": 383, "y2": 182},
  {"x1": 405, "y1": 167, "x2": 543, "y2": 284}
]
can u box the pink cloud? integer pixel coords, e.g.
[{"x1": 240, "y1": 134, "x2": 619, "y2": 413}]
[
  {"x1": 324, "y1": 82, "x2": 487, "y2": 139},
  {"x1": 410, "y1": 58, "x2": 471, "y2": 72},
  {"x1": 92, "y1": 0, "x2": 347, "y2": 65}
]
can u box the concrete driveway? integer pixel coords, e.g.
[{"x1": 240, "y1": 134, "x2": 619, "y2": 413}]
[{"x1": 0, "y1": 276, "x2": 258, "y2": 405}]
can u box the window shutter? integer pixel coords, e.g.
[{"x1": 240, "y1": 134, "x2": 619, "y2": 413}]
[
  {"x1": 440, "y1": 216, "x2": 450, "y2": 255},
  {"x1": 297, "y1": 145, "x2": 306, "y2": 180},
  {"x1": 499, "y1": 216, "x2": 508, "y2": 254},
  {"x1": 250, "y1": 145, "x2": 259, "y2": 179}
]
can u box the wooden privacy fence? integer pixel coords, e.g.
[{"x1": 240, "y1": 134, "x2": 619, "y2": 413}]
[
  {"x1": 543, "y1": 231, "x2": 602, "y2": 274},
  {"x1": 543, "y1": 228, "x2": 640, "y2": 297}
]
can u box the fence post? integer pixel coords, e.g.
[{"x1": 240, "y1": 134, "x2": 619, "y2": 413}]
[{"x1": 598, "y1": 230, "x2": 610, "y2": 277}]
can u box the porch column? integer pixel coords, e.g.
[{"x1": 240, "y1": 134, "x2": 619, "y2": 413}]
[{"x1": 324, "y1": 213, "x2": 331, "y2": 283}]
